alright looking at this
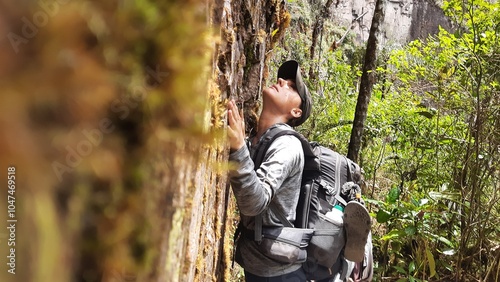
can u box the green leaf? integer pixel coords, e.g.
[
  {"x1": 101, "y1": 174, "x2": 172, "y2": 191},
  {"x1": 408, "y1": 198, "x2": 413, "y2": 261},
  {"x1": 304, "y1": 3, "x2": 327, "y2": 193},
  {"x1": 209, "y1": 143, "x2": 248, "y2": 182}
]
[
  {"x1": 437, "y1": 236, "x2": 454, "y2": 247},
  {"x1": 393, "y1": 265, "x2": 407, "y2": 274},
  {"x1": 387, "y1": 187, "x2": 401, "y2": 203},
  {"x1": 381, "y1": 229, "x2": 405, "y2": 241},
  {"x1": 376, "y1": 209, "x2": 392, "y2": 223},
  {"x1": 429, "y1": 191, "x2": 460, "y2": 203},
  {"x1": 441, "y1": 259, "x2": 454, "y2": 272},
  {"x1": 426, "y1": 248, "x2": 436, "y2": 278},
  {"x1": 411, "y1": 198, "x2": 419, "y2": 207},
  {"x1": 405, "y1": 225, "x2": 417, "y2": 235},
  {"x1": 409, "y1": 261, "x2": 416, "y2": 273},
  {"x1": 365, "y1": 198, "x2": 384, "y2": 206}
]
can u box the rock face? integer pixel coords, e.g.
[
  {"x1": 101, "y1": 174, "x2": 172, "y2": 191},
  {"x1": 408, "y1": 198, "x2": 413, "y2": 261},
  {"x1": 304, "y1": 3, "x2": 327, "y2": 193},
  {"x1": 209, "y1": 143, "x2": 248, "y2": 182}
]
[
  {"x1": 332, "y1": 0, "x2": 452, "y2": 46},
  {"x1": 213, "y1": 0, "x2": 290, "y2": 134},
  {"x1": 146, "y1": 0, "x2": 289, "y2": 280}
]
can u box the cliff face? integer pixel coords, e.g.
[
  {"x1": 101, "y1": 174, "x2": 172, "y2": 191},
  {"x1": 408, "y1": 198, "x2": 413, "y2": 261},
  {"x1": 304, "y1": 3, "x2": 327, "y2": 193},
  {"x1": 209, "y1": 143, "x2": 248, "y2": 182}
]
[
  {"x1": 331, "y1": 0, "x2": 452, "y2": 46},
  {"x1": 214, "y1": 0, "x2": 290, "y2": 134}
]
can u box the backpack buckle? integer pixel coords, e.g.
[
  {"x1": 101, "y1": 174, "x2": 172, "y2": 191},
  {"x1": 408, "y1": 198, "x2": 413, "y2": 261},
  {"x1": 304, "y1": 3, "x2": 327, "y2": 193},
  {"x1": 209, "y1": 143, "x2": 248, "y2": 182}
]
[{"x1": 321, "y1": 180, "x2": 336, "y2": 196}]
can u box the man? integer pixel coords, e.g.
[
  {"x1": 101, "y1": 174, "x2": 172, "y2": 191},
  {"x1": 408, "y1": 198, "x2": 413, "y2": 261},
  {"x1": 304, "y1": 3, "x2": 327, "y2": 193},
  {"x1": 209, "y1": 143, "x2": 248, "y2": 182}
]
[{"x1": 227, "y1": 60, "x2": 312, "y2": 281}]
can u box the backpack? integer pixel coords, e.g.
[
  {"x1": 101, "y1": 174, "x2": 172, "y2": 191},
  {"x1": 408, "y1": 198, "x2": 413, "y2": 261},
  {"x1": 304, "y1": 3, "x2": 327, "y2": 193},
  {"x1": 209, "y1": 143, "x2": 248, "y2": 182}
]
[{"x1": 252, "y1": 126, "x2": 362, "y2": 281}]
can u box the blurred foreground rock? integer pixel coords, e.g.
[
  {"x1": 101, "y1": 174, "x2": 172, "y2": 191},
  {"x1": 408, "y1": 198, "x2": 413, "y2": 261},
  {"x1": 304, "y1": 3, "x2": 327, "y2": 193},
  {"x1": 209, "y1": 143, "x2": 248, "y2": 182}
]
[{"x1": 0, "y1": 0, "x2": 286, "y2": 281}]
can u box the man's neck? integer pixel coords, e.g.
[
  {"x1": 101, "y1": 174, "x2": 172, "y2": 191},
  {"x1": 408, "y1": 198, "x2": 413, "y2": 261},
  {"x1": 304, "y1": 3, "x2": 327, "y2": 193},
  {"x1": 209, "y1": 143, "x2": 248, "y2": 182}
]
[{"x1": 253, "y1": 114, "x2": 289, "y2": 145}]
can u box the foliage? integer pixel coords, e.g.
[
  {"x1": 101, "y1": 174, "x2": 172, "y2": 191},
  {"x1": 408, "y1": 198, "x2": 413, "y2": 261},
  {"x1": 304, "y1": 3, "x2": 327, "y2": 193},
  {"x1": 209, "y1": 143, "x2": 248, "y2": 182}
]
[
  {"x1": 278, "y1": 0, "x2": 500, "y2": 280},
  {"x1": 306, "y1": 50, "x2": 360, "y2": 153},
  {"x1": 362, "y1": 0, "x2": 500, "y2": 280}
]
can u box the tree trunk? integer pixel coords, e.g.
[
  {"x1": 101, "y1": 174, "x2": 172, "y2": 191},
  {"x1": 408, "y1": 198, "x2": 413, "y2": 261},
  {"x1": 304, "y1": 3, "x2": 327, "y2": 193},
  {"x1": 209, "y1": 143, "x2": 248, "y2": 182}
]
[
  {"x1": 309, "y1": 0, "x2": 336, "y2": 79},
  {"x1": 347, "y1": 0, "x2": 385, "y2": 163}
]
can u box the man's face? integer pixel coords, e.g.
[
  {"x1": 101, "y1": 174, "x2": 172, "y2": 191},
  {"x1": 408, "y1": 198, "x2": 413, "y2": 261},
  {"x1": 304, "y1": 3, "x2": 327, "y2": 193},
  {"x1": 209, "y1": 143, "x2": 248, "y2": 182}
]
[
  {"x1": 267, "y1": 78, "x2": 301, "y2": 101},
  {"x1": 262, "y1": 78, "x2": 302, "y2": 119}
]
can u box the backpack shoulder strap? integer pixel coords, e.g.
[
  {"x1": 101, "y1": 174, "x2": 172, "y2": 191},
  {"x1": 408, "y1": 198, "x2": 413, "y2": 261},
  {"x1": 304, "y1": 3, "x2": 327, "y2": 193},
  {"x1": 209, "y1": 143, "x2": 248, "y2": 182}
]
[
  {"x1": 333, "y1": 156, "x2": 359, "y2": 207},
  {"x1": 345, "y1": 156, "x2": 353, "y2": 182},
  {"x1": 252, "y1": 127, "x2": 317, "y2": 240},
  {"x1": 253, "y1": 127, "x2": 300, "y2": 169},
  {"x1": 253, "y1": 128, "x2": 318, "y2": 179}
]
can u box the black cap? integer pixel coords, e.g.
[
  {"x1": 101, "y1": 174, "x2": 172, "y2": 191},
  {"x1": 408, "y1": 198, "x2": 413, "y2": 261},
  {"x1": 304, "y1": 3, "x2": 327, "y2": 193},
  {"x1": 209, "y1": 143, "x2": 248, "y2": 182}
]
[{"x1": 277, "y1": 60, "x2": 312, "y2": 126}]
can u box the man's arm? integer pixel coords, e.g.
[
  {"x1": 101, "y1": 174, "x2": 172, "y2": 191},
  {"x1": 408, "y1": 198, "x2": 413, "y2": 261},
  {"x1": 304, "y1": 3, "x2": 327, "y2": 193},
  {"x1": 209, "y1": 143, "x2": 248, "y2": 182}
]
[{"x1": 229, "y1": 135, "x2": 302, "y2": 216}]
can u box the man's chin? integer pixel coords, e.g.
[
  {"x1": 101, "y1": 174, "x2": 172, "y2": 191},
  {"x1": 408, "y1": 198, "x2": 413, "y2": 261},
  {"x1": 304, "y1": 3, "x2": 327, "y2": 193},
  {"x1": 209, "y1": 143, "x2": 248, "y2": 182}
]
[{"x1": 263, "y1": 86, "x2": 279, "y2": 97}]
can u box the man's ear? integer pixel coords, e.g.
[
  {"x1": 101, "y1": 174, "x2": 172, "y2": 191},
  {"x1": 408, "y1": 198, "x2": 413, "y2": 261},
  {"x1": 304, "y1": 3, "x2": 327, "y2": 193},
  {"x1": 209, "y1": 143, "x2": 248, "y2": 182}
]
[{"x1": 290, "y1": 108, "x2": 302, "y2": 119}]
